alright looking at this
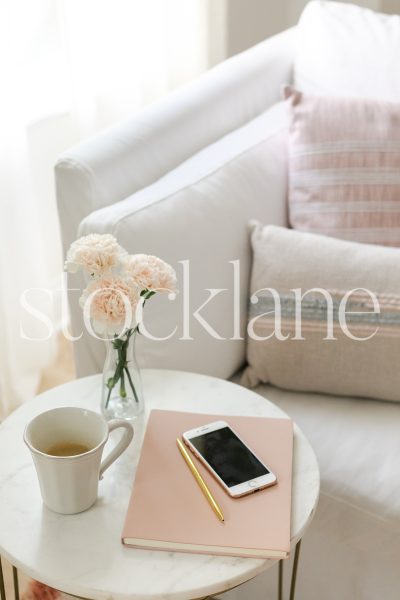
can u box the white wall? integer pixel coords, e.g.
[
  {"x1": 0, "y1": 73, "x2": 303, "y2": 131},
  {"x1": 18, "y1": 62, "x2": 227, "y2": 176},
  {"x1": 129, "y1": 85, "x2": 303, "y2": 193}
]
[
  {"x1": 226, "y1": 0, "x2": 287, "y2": 57},
  {"x1": 382, "y1": 0, "x2": 400, "y2": 12},
  {"x1": 222, "y1": 0, "x2": 400, "y2": 57}
]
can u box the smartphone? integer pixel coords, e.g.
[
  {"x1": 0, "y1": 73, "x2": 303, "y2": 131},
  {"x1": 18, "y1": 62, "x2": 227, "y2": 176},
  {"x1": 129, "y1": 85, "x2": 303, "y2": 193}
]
[{"x1": 182, "y1": 420, "x2": 277, "y2": 498}]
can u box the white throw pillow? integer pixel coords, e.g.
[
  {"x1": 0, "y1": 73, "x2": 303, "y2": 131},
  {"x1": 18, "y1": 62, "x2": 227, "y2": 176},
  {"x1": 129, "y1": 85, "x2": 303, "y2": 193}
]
[{"x1": 294, "y1": 1, "x2": 400, "y2": 101}]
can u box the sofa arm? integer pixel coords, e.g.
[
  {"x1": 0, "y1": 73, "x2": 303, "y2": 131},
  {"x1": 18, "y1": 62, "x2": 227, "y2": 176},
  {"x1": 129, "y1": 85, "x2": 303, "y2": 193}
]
[{"x1": 55, "y1": 27, "x2": 295, "y2": 254}]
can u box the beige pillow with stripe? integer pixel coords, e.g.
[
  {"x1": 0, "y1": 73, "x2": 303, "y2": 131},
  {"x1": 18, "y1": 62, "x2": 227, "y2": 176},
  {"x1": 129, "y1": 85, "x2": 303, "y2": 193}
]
[
  {"x1": 242, "y1": 224, "x2": 400, "y2": 402},
  {"x1": 285, "y1": 87, "x2": 400, "y2": 246}
]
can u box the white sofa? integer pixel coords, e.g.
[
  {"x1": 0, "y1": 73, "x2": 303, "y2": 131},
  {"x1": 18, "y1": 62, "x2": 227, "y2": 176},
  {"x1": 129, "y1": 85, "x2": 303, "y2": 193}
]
[{"x1": 56, "y1": 3, "x2": 400, "y2": 599}]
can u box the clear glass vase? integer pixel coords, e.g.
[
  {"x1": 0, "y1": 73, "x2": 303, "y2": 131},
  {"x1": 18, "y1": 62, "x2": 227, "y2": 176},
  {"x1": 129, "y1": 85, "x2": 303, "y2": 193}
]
[{"x1": 101, "y1": 328, "x2": 144, "y2": 421}]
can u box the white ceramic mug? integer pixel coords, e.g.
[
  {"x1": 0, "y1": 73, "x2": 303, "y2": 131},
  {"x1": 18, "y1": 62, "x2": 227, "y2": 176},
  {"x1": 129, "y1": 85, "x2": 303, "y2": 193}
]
[{"x1": 24, "y1": 407, "x2": 134, "y2": 514}]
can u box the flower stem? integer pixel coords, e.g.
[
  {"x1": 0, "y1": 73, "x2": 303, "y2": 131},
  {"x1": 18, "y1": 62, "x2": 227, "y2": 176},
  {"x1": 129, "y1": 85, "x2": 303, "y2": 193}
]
[
  {"x1": 104, "y1": 328, "x2": 139, "y2": 409},
  {"x1": 105, "y1": 383, "x2": 113, "y2": 409},
  {"x1": 124, "y1": 366, "x2": 139, "y2": 403},
  {"x1": 120, "y1": 369, "x2": 127, "y2": 398}
]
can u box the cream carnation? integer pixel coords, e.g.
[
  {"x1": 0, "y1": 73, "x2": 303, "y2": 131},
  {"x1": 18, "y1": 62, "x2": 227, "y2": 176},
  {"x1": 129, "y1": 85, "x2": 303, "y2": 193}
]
[
  {"x1": 65, "y1": 233, "x2": 127, "y2": 278},
  {"x1": 79, "y1": 276, "x2": 140, "y2": 336},
  {"x1": 123, "y1": 254, "x2": 177, "y2": 293}
]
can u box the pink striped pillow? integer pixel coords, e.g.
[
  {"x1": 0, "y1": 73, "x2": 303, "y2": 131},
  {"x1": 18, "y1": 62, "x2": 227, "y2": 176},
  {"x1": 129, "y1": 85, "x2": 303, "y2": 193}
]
[{"x1": 285, "y1": 87, "x2": 400, "y2": 246}]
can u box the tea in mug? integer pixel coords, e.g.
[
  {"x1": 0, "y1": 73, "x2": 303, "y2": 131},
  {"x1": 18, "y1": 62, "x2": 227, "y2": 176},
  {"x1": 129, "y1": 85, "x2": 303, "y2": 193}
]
[{"x1": 45, "y1": 442, "x2": 91, "y2": 457}]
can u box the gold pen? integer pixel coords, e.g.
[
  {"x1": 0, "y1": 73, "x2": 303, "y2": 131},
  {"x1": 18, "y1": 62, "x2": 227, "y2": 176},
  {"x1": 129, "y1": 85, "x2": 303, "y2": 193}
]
[{"x1": 176, "y1": 438, "x2": 225, "y2": 522}]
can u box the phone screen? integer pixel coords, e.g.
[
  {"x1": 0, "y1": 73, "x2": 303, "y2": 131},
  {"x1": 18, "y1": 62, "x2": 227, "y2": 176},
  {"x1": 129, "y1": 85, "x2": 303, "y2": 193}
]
[{"x1": 189, "y1": 426, "x2": 270, "y2": 488}]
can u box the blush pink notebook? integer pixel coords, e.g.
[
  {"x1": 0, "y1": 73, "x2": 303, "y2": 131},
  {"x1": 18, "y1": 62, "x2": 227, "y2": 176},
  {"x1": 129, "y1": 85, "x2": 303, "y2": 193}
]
[{"x1": 122, "y1": 410, "x2": 293, "y2": 559}]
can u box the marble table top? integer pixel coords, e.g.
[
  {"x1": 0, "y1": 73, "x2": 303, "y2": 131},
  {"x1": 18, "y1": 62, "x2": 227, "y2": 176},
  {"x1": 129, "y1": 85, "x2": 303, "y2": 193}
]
[{"x1": 0, "y1": 370, "x2": 319, "y2": 600}]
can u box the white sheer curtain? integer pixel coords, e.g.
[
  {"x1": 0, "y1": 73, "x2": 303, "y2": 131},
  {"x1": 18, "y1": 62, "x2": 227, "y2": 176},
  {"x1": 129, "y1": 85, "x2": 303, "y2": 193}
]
[{"x1": 0, "y1": 0, "x2": 209, "y2": 419}]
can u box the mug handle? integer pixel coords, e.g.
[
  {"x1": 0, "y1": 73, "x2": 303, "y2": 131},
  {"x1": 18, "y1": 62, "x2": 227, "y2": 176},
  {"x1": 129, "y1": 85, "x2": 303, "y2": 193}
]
[{"x1": 99, "y1": 419, "x2": 134, "y2": 479}]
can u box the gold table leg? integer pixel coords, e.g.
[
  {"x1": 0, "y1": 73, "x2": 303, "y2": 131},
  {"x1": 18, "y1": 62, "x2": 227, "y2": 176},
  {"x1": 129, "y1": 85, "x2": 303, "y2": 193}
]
[
  {"x1": 278, "y1": 560, "x2": 283, "y2": 600},
  {"x1": 12, "y1": 568, "x2": 19, "y2": 600},
  {"x1": 0, "y1": 561, "x2": 19, "y2": 600},
  {"x1": 289, "y1": 541, "x2": 301, "y2": 600},
  {"x1": 278, "y1": 539, "x2": 302, "y2": 600},
  {"x1": 0, "y1": 557, "x2": 6, "y2": 600}
]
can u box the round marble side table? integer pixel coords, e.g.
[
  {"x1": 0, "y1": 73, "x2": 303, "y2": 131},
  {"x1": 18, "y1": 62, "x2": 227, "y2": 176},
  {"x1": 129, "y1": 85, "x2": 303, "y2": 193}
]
[{"x1": 0, "y1": 370, "x2": 319, "y2": 600}]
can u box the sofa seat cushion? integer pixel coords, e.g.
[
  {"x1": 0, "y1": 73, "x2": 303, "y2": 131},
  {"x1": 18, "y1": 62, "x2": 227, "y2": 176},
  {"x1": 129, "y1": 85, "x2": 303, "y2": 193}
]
[{"x1": 231, "y1": 372, "x2": 400, "y2": 525}]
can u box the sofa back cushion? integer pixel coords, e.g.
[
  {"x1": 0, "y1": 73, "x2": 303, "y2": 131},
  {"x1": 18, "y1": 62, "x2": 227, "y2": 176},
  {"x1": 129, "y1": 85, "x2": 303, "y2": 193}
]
[
  {"x1": 242, "y1": 224, "x2": 400, "y2": 403},
  {"x1": 285, "y1": 87, "x2": 400, "y2": 246},
  {"x1": 295, "y1": 1, "x2": 400, "y2": 101},
  {"x1": 75, "y1": 103, "x2": 288, "y2": 378}
]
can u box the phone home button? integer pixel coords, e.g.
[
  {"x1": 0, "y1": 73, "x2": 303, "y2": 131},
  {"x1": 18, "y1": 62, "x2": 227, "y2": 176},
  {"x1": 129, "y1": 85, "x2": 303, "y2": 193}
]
[{"x1": 248, "y1": 480, "x2": 257, "y2": 488}]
